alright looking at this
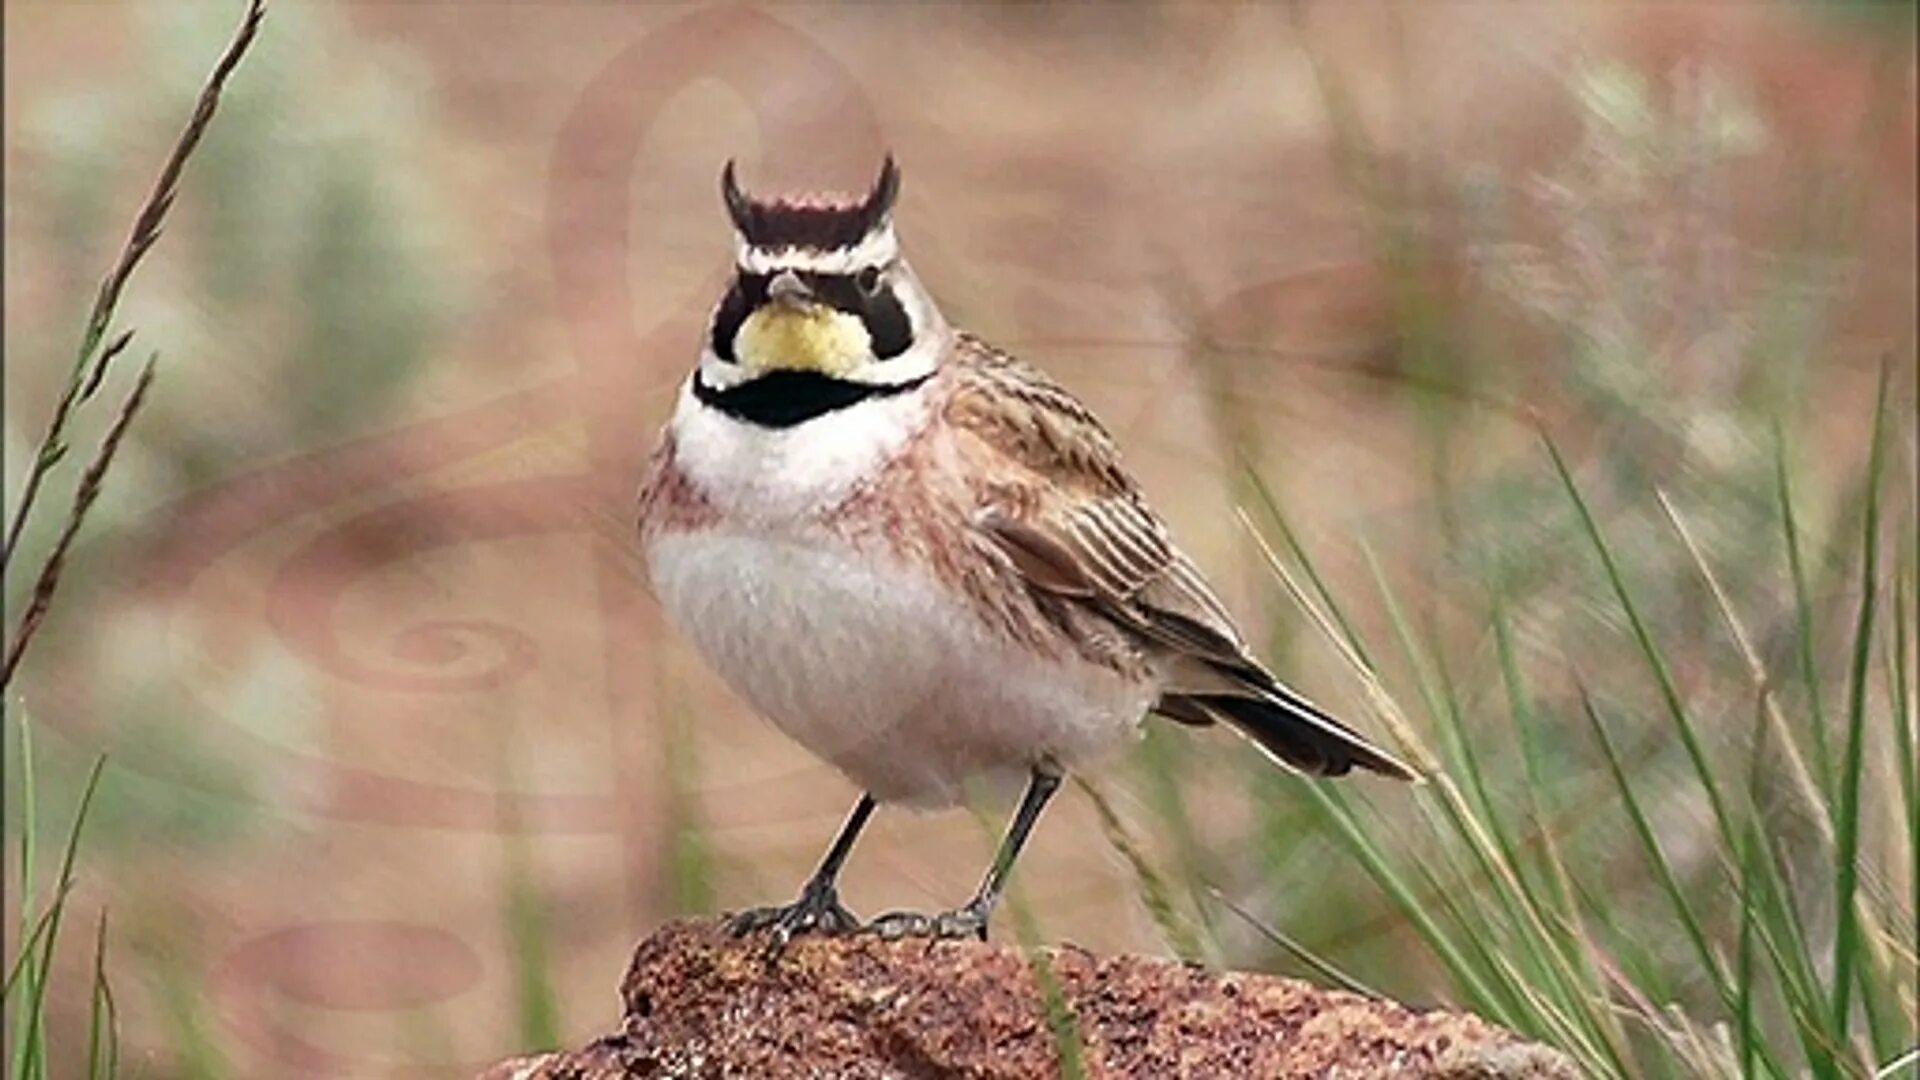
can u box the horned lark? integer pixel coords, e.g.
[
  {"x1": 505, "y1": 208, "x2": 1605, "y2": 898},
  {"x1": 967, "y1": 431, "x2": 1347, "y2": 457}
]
[{"x1": 638, "y1": 158, "x2": 1414, "y2": 944}]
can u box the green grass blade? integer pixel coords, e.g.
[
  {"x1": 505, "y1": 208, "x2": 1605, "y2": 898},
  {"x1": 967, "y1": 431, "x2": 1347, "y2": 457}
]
[
  {"x1": 1829, "y1": 364, "x2": 1889, "y2": 1056},
  {"x1": 1735, "y1": 829, "x2": 1758, "y2": 1080},
  {"x1": 1242, "y1": 473, "x2": 1378, "y2": 669},
  {"x1": 1487, "y1": 602, "x2": 1635, "y2": 1073},
  {"x1": 1, "y1": 886, "x2": 73, "y2": 1005},
  {"x1": 86, "y1": 911, "x2": 117, "y2": 1080},
  {"x1": 1890, "y1": 571, "x2": 1916, "y2": 1010},
  {"x1": 1775, "y1": 423, "x2": 1833, "y2": 785},
  {"x1": 1547, "y1": 436, "x2": 1739, "y2": 848},
  {"x1": 1205, "y1": 886, "x2": 1377, "y2": 997},
  {"x1": 1655, "y1": 485, "x2": 1887, "y2": 1051},
  {"x1": 10, "y1": 718, "x2": 41, "y2": 1080},
  {"x1": 1076, "y1": 776, "x2": 1209, "y2": 964},
  {"x1": 1296, "y1": 783, "x2": 1511, "y2": 1023},
  {"x1": 988, "y1": 820, "x2": 1089, "y2": 1080},
  {"x1": 1576, "y1": 688, "x2": 1732, "y2": 1004},
  {"x1": 503, "y1": 830, "x2": 562, "y2": 1050},
  {"x1": 147, "y1": 947, "x2": 228, "y2": 1079},
  {"x1": 661, "y1": 699, "x2": 716, "y2": 917},
  {"x1": 17, "y1": 757, "x2": 107, "y2": 1080},
  {"x1": 1133, "y1": 725, "x2": 1222, "y2": 945}
]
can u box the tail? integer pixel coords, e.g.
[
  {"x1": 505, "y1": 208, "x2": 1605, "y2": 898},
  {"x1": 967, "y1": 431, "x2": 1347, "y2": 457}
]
[{"x1": 1160, "y1": 686, "x2": 1417, "y2": 781}]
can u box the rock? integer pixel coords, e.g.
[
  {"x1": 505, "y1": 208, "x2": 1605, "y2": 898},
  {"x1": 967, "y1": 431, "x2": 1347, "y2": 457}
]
[{"x1": 478, "y1": 920, "x2": 1577, "y2": 1079}]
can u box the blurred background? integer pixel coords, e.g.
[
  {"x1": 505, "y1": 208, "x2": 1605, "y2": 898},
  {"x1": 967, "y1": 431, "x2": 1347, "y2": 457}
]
[{"x1": 4, "y1": 2, "x2": 1914, "y2": 1077}]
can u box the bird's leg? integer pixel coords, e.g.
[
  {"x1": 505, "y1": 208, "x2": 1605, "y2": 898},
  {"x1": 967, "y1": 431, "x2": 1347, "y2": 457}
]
[
  {"x1": 728, "y1": 793, "x2": 874, "y2": 948},
  {"x1": 867, "y1": 768, "x2": 1061, "y2": 941}
]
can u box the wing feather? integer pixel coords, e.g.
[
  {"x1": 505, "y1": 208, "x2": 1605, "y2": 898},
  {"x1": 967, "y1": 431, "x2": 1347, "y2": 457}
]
[{"x1": 947, "y1": 334, "x2": 1414, "y2": 781}]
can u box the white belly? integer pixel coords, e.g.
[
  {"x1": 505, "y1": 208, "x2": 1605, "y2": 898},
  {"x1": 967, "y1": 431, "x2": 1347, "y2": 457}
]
[{"x1": 646, "y1": 529, "x2": 1152, "y2": 806}]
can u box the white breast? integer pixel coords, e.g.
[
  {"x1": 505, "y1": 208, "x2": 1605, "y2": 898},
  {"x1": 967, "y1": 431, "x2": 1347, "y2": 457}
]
[{"x1": 646, "y1": 528, "x2": 1152, "y2": 806}]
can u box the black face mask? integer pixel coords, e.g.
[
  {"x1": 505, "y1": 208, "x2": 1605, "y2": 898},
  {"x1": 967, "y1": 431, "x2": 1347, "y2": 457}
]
[{"x1": 709, "y1": 270, "x2": 914, "y2": 364}]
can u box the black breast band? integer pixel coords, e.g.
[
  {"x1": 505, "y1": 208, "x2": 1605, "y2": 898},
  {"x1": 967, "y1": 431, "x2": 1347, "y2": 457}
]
[{"x1": 693, "y1": 369, "x2": 931, "y2": 429}]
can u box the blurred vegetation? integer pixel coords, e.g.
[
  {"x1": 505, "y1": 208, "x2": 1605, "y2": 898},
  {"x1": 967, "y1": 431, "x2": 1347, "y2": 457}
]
[
  {"x1": 5, "y1": 3, "x2": 463, "y2": 1076},
  {"x1": 6, "y1": 0, "x2": 466, "y2": 857},
  {"x1": 1113, "y1": 43, "x2": 1916, "y2": 1080}
]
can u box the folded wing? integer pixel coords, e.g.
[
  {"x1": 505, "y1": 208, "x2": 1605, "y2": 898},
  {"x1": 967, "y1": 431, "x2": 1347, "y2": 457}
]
[{"x1": 946, "y1": 336, "x2": 1415, "y2": 781}]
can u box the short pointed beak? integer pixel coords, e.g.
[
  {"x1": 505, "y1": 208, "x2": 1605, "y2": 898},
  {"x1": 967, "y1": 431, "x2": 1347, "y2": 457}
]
[{"x1": 768, "y1": 270, "x2": 812, "y2": 307}]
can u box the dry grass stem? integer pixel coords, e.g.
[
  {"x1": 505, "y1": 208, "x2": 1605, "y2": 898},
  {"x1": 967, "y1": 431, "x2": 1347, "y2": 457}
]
[{"x1": 2, "y1": 0, "x2": 265, "y2": 569}]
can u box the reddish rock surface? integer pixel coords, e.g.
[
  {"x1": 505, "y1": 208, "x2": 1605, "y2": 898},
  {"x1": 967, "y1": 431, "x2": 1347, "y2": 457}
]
[{"x1": 479, "y1": 920, "x2": 1576, "y2": 1079}]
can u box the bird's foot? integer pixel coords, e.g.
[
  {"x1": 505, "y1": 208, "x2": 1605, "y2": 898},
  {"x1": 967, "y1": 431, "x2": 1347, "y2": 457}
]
[
  {"x1": 726, "y1": 882, "x2": 859, "y2": 951},
  {"x1": 863, "y1": 899, "x2": 992, "y2": 942}
]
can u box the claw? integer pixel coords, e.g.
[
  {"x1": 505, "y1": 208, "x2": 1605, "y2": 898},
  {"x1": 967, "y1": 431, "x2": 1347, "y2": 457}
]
[
  {"x1": 726, "y1": 882, "x2": 859, "y2": 952},
  {"x1": 863, "y1": 900, "x2": 991, "y2": 942}
]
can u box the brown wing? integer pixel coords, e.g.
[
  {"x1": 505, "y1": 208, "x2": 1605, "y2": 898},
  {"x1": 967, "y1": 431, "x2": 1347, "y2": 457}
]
[
  {"x1": 945, "y1": 334, "x2": 1415, "y2": 781},
  {"x1": 944, "y1": 337, "x2": 1243, "y2": 650}
]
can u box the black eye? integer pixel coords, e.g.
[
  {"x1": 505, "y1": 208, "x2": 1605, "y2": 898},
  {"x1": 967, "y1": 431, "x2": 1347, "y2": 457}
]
[{"x1": 855, "y1": 266, "x2": 882, "y2": 295}]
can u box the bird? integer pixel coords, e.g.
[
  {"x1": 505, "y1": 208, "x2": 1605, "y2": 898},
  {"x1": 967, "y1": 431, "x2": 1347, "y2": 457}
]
[{"x1": 637, "y1": 156, "x2": 1416, "y2": 945}]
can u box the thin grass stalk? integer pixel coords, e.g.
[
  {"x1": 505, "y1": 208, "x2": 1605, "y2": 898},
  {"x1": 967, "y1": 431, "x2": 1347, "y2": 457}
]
[
  {"x1": 1237, "y1": 507, "x2": 1433, "y2": 773},
  {"x1": 1740, "y1": 875, "x2": 1853, "y2": 1078},
  {"x1": 1248, "y1": 512, "x2": 1592, "y2": 987},
  {"x1": 1877, "y1": 1048, "x2": 1920, "y2": 1080},
  {"x1": 3, "y1": 359, "x2": 157, "y2": 690},
  {"x1": 1, "y1": 0, "x2": 265, "y2": 572},
  {"x1": 1355, "y1": 549, "x2": 1629, "y2": 1066},
  {"x1": 1012, "y1": 911, "x2": 1088, "y2": 1080},
  {"x1": 1736, "y1": 686, "x2": 1776, "y2": 1080},
  {"x1": 1487, "y1": 598, "x2": 1576, "y2": 907},
  {"x1": 1293, "y1": 782, "x2": 1512, "y2": 1023},
  {"x1": 86, "y1": 912, "x2": 117, "y2": 1080},
  {"x1": 1829, "y1": 365, "x2": 1890, "y2": 1057},
  {"x1": 1074, "y1": 777, "x2": 1209, "y2": 964},
  {"x1": 1577, "y1": 690, "x2": 1735, "y2": 1006},
  {"x1": 1358, "y1": 545, "x2": 1499, "y2": 824},
  {"x1": 1889, "y1": 574, "x2": 1917, "y2": 1021},
  {"x1": 1567, "y1": 875, "x2": 1679, "y2": 1011},
  {"x1": 1657, "y1": 490, "x2": 1836, "y2": 846},
  {"x1": 1242, "y1": 478, "x2": 1379, "y2": 671},
  {"x1": 1487, "y1": 594, "x2": 1614, "y2": 997},
  {"x1": 0, "y1": 882, "x2": 76, "y2": 1004},
  {"x1": 1774, "y1": 426, "x2": 1833, "y2": 785},
  {"x1": 1492, "y1": 642, "x2": 1636, "y2": 1070},
  {"x1": 990, "y1": 833, "x2": 1088, "y2": 1080},
  {"x1": 1133, "y1": 727, "x2": 1222, "y2": 945},
  {"x1": 1203, "y1": 886, "x2": 1376, "y2": 997},
  {"x1": 500, "y1": 805, "x2": 561, "y2": 1050},
  {"x1": 1242, "y1": 510, "x2": 1638, "y2": 1067},
  {"x1": 9, "y1": 720, "x2": 41, "y2": 1080},
  {"x1": 1645, "y1": 509, "x2": 1834, "y2": 1070},
  {"x1": 17, "y1": 759, "x2": 108, "y2": 1080},
  {"x1": 1585, "y1": 949, "x2": 1700, "y2": 1077},
  {"x1": 1658, "y1": 489, "x2": 1895, "y2": 995},
  {"x1": 5, "y1": 744, "x2": 106, "y2": 1080},
  {"x1": 1548, "y1": 437, "x2": 1741, "y2": 849}
]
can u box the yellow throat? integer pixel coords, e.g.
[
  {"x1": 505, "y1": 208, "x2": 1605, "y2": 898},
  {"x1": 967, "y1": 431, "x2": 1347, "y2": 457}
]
[{"x1": 734, "y1": 303, "x2": 872, "y2": 379}]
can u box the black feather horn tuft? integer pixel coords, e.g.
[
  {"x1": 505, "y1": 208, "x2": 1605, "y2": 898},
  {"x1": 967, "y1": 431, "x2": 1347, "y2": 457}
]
[
  {"x1": 864, "y1": 154, "x2": 900, "y2": 224},
  {"x1": 718, "y1": 156, "x2": 902, "y2": 250},
  {"x1": 721, "y1": 159, "x2": 756, "y2": 235}
]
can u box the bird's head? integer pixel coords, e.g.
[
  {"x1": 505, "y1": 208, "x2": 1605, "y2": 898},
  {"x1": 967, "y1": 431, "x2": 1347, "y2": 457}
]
[{"x1": 697, "y1": 158, "x2": 948, "y2": 425}]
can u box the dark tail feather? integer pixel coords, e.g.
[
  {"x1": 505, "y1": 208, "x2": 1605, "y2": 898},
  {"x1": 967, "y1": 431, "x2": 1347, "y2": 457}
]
[{"x1": 1168, "y1": 689, "x2": 1417, "y2": 781}]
